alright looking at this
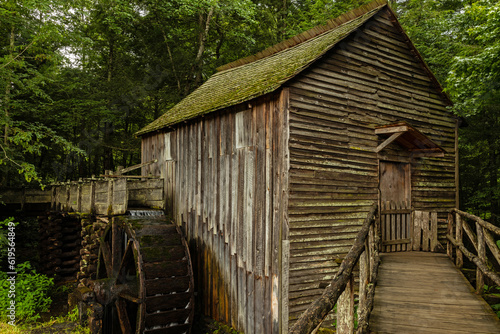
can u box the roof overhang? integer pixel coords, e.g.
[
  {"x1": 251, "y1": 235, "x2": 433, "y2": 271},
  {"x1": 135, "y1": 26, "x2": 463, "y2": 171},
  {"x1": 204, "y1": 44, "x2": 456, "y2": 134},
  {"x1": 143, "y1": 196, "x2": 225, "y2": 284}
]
[{"x1": 375, "y1": 122, "x2": 445, "y2": 157}]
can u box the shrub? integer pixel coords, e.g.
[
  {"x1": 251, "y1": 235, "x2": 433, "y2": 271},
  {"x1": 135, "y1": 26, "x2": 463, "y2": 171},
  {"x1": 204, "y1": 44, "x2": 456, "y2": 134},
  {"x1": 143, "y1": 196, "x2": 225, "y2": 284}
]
[{"x1": 0, "y1": 262, "x2": 54, "y2": 323}]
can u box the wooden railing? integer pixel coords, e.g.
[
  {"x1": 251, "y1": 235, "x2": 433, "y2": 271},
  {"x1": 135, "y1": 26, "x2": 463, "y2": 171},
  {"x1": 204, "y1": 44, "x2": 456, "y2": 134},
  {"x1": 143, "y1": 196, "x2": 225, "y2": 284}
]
[
  {"x1": 447, "y1": 209, "x2": 500, "y2": 291},
  {"x1": 290, "y1": 204, "x2": 380, "y2": 334},
  {"x1": 380, "y1": 201, "x2": 440, "y2": 253}
]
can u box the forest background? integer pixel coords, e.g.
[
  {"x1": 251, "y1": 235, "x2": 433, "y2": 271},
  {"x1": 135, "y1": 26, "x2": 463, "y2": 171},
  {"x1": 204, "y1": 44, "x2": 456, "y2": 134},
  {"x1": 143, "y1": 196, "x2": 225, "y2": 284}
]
[{"x1": 0, "y1": 0, "x2": 498, "y2": 223}]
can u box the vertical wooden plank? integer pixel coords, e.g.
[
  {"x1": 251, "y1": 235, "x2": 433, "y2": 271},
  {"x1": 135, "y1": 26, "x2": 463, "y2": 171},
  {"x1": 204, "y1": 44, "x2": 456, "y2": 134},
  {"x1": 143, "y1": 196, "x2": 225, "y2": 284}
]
[
  {"x1": 456, "y1": 213, "x2": 463, "y2": 268},
  {"x1": 255, "y1": 277, "x2": 264, "y2": 334},
  {"x1": 281, "y1": 239, "x2": 290, "y2": 334},
  {"x1": 236, "y1": 150, "x2": 245, "y2": 268},
  {"x1": 412, "y1": 211, "x2": 421, "y2": 251},
  {"x1": 422, "y1": 211, "x2": 430, "y2": 252},
  {"x1": 224, "y1": 242, "x2": 230, "y2": 325},
  {"x1": 203, "y1": 222, "x2": 209, "y2": 315},
  {"x1": 380, "y1": 202, "x2": 386, "y2": 252},
  {"x1": 238, "y1": 266, "x2": 246, "y2": 331},
  {"x1": 231, "y1": 148, "x2": 238, "y2": 256},
  {"x1": 208, "y1": 120, "x2": 214, "y2": 232},
  {"x1": 224, "y1": 143, "x2": 231, "y2": 245},
  {"x1": 202, "y1": 120, "x2": 208, "y2": 224},
  {"x1": 230, "y1": 254, "x2": 238, "y2": 330},
  {"x1": 218, "y1": 233, "x2": 224, "y2": 322},
  {"x1": 235, "y1": 111, "x2": 245, "y2": 149},
  {"x1": 195, "y1": 123, "x2": 202, "y2": 240},
  {"x1": 390, "y1": 201, "x2": 396, "y2": 252},
  {"x1": 385, "y1": 201, "x2": 391, "y2": 252},
  {"x1": 280, "y1": 89, "x2": 290, "y2": 334},
  {"x1": 476, "y1": 223, "x2": 485, "y2": 293},
  {"x1": 220, "y1": 153, "x2": 227, "y2": 240},
  {"x1": 264, "y1": 276, "x2": 272, "y2": 334},
  {"x1": 215, "y1": 116, "x2": 221, "y2": 235},
  {"x1": 395, "y1": 201, "x2": 401, "y2": 252},
  {"x1": 430, "y1": 211, "x2": 438, "y2": 252},
  {"x1": 265, "y1": 99, "x2": 273, "y2": 277},
  {"x1": 337, "y1": 275, "x2": 354, "y2": 334},
  {"x1": 255, "y1": 103, "x2": 265, "y2": 279},
  {"x1": 271, "y1": 274, "x2": 279, "y2": 334},
  {"x1": 405, "y1": 201, "x2": 411, "y2": 251},
  {"x1": 246, "y1": 272, "x2": 255, "y2": 334},
  {"x1": 245, "y1": 149, "x2": 255, "y2": 270}
]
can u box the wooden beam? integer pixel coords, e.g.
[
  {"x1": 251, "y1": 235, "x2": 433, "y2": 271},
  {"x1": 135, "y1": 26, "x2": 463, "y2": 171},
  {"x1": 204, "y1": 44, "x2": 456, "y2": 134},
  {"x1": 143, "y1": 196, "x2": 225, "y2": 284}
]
[
  {"x1": 119, "y1": 159, "x2": 157, "y2": 174},
  {"x1": 375, "y1": 131, "x2": 404, "y2": 153}
]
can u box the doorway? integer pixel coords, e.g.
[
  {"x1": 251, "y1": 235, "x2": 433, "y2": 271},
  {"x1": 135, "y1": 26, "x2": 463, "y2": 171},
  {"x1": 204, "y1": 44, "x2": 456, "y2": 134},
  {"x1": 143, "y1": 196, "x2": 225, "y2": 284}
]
[{"x1": 379, "y1": 161, "x2": 411, "y2": 252}]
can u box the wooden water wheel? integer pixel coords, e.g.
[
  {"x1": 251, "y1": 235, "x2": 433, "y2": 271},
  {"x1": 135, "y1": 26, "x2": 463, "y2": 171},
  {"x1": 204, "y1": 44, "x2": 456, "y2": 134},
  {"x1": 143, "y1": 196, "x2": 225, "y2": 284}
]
[{"x1": 94, "y1": 216, "x2": 194, "y2": 334}]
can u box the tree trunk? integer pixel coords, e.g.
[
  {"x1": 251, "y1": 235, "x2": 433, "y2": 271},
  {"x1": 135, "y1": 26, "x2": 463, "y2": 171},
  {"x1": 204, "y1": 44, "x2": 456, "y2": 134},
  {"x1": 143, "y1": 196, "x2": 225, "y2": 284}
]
[{"x1": 186, "y1": 6, "x2": 214, "y2": 95}]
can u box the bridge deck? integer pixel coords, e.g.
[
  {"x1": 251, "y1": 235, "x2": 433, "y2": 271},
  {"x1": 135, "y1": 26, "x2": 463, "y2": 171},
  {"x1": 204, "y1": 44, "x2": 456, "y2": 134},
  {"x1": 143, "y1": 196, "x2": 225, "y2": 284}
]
[{"x1": 369, "y1": 252, "x2": 500, "y2": 333}]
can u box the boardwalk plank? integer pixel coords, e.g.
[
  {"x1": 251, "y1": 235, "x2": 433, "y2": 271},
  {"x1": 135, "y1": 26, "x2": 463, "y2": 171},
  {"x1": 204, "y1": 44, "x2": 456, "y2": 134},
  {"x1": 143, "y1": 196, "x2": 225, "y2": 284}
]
[{"x1": 370, "y1": 252, "x2": 500, "y2": 333}]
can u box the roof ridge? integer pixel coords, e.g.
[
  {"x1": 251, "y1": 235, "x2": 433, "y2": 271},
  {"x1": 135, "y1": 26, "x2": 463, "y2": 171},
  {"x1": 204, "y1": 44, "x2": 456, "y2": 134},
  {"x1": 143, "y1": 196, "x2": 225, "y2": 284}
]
[{"x1": 216, "y1": 0, "x2": 387, "y2": 72}]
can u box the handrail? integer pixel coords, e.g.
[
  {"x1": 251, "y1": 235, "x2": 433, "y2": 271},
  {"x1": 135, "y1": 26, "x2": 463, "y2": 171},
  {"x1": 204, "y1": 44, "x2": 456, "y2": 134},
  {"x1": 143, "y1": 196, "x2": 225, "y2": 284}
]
[
  {"x1": 290, "y1": 203, "x2": 379, "y2": 334},
  {"x1": 447, "y1": 209, "x2": 500, "y2": 291}
]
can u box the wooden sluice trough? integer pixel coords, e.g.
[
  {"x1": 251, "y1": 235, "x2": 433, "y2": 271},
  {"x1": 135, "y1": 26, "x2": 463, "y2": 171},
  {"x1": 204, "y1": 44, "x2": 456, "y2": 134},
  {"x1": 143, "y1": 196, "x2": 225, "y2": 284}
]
[{"x1": 0, "y1": 177, "x2": 164, "y2": 215}]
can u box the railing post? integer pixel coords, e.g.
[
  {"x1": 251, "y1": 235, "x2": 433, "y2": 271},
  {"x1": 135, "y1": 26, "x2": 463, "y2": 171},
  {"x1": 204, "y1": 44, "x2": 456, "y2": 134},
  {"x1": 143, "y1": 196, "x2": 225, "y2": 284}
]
[
  {"x1": 476, "y1": 223, "x2": 485, "y2": 293},
  {"x1": 337, "y1": 274, "x2": 354, "y2": 334},
  {"x1": 447, "y1": 212, "x2": 454, "y2": 259},
  {"x1": 358, "y1": 247, "x2": 368, "y2": 318},
  {"x1": 455, "y1": 212, "x2": 463, "y2": 269}
]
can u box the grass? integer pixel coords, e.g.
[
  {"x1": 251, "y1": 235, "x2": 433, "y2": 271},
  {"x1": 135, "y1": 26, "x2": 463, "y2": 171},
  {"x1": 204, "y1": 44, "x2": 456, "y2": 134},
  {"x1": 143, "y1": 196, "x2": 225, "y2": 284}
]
[{"x1": 0, "y1": 309, "x2": 89, "y2": 334}]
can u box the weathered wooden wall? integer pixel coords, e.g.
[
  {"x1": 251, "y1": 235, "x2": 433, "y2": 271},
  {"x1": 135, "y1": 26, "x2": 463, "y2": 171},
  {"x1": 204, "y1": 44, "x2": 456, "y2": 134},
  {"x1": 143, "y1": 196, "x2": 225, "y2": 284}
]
[
  {"x1": 285, "y1": 7, "x2": 457, "y2": 327},
  {"x1": 141, "y1": 90, "x2": 290, "y2": 333}
]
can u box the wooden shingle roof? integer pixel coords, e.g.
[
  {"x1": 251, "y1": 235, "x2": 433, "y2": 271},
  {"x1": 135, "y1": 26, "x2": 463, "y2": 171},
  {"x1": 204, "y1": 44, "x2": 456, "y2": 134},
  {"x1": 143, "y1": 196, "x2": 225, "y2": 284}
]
[{"x1": 136, "y1": 0, "x2": 388, "y2": 136}]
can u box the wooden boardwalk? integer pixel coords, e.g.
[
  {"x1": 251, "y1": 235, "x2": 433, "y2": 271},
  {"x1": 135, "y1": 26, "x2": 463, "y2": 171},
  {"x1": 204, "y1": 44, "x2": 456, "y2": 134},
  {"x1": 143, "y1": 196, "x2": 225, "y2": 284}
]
[{"x1": 370, "y1": 252, "x2": 500, "y2": 333}]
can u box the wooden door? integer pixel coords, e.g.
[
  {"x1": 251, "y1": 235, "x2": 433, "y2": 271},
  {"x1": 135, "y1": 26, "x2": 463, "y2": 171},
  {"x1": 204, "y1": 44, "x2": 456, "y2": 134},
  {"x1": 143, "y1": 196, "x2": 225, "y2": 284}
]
[{"x1": 379, "y1": 162, "x2": 411, "y2": 252}]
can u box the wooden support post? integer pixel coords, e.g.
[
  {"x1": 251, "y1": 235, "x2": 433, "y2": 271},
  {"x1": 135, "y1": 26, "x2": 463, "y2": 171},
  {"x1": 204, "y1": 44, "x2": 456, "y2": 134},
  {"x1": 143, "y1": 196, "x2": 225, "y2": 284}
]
[
  {"x1": 456, "y1": 213, "x2": 463, "y2": 269},
  {"x1": 337, "y1": 275, "x2": 354, "y2": 334},
  {"x1": 447, "y1": 213, "x2": 454, "y2": 259},
  {"x1": 430, "y1": 211, "x2": 438, "y2": 252},
  {"x1": 77, "y1": 180, "x2": 82, "y2": 212},
  {"x1": 51, "y1": 186, "x2": 56, "y2": 211},
  {"x1": 90, "y1": 180, "x2": 96, "y2": 214},
  {"x1": 107, "y1": 179, "x2": 114, "y2": 216},
  {"x1": 476, "y1": 223, "x2": 485, "y2": 293},
  {"x1": 358, "y1": 248, "x2": 368, "y2": 320}
]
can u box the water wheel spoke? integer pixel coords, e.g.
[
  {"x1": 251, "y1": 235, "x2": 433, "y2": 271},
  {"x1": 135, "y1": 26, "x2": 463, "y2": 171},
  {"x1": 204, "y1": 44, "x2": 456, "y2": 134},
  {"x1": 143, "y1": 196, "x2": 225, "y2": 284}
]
[
  {"x1": 117, "y1": 240, "x2": 135, "y2": 281},
  {"x1": 112, "y1": 222, "x2": 123, "y2": 276},
  {"x1": 119, "y1": 290, "x2": 142, "y2": 303},
  {"x1": 100, "y1": 242, "x2": 113, "y2": 278},
  {"x1": 115, "y1": 299, "x2": 133, "y2": 334}
]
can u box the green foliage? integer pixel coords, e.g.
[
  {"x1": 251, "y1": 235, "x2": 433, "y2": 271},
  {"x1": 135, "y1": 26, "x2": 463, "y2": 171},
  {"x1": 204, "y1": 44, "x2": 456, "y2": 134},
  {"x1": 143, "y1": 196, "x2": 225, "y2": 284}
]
[{"x1": 0, "y1": 262, "x2": 54, "y2": 323}]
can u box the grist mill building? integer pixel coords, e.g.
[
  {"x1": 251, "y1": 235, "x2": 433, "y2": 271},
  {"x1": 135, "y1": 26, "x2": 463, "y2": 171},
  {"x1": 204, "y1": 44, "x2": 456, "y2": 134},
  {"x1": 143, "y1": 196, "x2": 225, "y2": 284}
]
[{"x1": 136, "y1": 0, "x2": 459, "y2": 332}]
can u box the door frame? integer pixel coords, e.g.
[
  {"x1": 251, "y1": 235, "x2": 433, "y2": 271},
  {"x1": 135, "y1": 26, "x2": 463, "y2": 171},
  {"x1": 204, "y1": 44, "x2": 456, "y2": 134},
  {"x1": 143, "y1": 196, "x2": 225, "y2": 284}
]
[{"x1": 378, "y1": 159, "x2": 412, "y2": 252}]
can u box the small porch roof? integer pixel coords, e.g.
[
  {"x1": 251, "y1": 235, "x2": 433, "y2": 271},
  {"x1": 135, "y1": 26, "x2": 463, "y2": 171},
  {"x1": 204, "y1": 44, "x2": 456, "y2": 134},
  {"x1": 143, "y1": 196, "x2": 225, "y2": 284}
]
[{"x1": 375, "y1": 122, "x2": 445, "y2": 157}]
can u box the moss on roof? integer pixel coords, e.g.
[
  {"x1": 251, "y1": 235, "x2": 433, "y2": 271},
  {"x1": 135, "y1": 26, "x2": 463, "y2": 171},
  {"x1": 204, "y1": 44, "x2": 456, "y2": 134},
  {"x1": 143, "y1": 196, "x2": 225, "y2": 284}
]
[{"x1": 136, "y1": 0, "x2": 387, "y2": 136}]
